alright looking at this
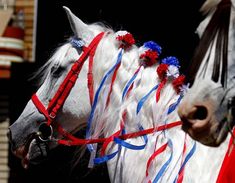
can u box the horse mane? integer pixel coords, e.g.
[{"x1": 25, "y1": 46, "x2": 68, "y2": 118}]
[
  {"x1": 68, "y1": 28, "x2": 182, "y2": 180},
  {"x1": 86, "y1": 28, "x2": 180, "y2": 142},
  {"x1": 187, "y1": 0, "x2": 231, "y2": 88}
]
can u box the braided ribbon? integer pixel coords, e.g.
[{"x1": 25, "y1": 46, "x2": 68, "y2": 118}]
[{"x1": 86, "y1": 31, "x2": 136, "y2": 166}]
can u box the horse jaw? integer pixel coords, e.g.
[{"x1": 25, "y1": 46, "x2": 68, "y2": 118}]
[{"x1": 63, "y1": 6, "x2": 93, "y2": 44}]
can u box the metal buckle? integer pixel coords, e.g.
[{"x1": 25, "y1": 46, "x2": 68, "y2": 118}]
[{"x1": 49, "y1": 112, "x2": 56, "y2": 119}]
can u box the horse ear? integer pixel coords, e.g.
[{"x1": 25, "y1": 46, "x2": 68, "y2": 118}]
[{"x1": 63, "y1": 6, "x2": 93, "y2": 42}]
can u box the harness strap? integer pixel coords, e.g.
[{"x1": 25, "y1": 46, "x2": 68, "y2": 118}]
[
  {"x1": 88, "y1": 54, "x2": 94, "y2": 105},
  {"x1": 32, "y1": 94, "x2": 50, "y2": 120},
  {"x1": 87, "y1": 37, "x2": 102, "y2": 105},
  {"x1": 48, "y1": 32, "x2": 105, "y2": 118}
]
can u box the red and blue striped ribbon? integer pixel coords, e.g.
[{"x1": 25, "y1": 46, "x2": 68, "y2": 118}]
[
  {"x1": 137, "y1": 84, "x2": 159, "y2": 114},
  {"x1": 152, "y1": 139, "x2": 173, "y2": 183},
  {"x1": 167, "y1": 94, "x2": 183, "y2": 115},
  {"x1": 122, "y1": 65, "x2": 142, "y2": 101},
  {"x1": 173, "y1": 141, "x2": 196, "y2": 183}
]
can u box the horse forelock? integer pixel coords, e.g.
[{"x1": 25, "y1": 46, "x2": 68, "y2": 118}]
[
  {"x1": 31, "y1": 43, "x2": 73, "y2": 87},
  {"x1": 31, "y1": 22, "x2": 113, "y2": 87}
]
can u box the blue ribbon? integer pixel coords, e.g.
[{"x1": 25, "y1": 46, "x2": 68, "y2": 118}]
[
  {"x1": 94, "y1": 126, "x2": 148, "y2": 164},
  {"x1": 167, "y1": 94, "x2": 183, "y2": 115},
  {"x1": 153, "y1": 139, "x2": 173, "y2": 183},
  {"x1": 93, "y1": 150, "x2": 119, "y2": 164},
  {"x1": 86, "y1": 49, "x2": 123, "y2": 152},
  {"x1": 136, "y1": 84, "x2": 159, "y2": 114},
  {"x1": 122, "y1": 68, "x2": 141, "y2": 101},
  {"x1": 114, "y1": 126, "x2": 148, "y2": 150}
]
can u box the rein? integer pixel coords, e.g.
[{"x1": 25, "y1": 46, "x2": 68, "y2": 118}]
[{"x1": 58, "y1": 121, "x2": 182, "y2": 146}]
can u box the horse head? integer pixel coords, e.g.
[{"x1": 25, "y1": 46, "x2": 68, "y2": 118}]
[
  {"x1": 7, "y1": 7, "x2": 116, "y2": 168},
  {"x1": 178, "y1": 0, "x2": 235, "y2": 147}
]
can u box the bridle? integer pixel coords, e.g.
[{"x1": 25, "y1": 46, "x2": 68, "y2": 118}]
[
  {"x1": 31, "y1": 31, "x2": 182, "y2": 147},
  {"x1": 31, "y1": 32, "x2": 105, "y2": 141}
]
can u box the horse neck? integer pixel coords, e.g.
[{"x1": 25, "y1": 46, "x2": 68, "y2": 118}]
[{"x1": 91, "y1": 36, "x2": 140, "y2": 136}]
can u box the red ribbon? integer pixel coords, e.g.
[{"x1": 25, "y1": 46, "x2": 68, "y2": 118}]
[
  {"x1": 105, "y1": 62, "x2": 121, "y2": 108},
  {"x1": 156, "y1": 78, "x2": 167, "y2": 103}
]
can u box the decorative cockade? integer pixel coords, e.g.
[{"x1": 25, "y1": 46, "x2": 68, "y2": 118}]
[
  {"x1": 116, "y1": 31, "x2": 135, "y2": 49},
  {"x1": 139, "y1": 41, "x2": 162, "y2": 66}
]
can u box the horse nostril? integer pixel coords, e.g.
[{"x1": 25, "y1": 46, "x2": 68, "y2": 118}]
[{"x1": 192, "y1": 106, "x2": 208, "y2": 120}]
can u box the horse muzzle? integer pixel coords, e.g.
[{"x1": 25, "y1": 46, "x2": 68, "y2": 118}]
[{"x1": 8, "y1": 121, "x2": 53, "y2": 168}]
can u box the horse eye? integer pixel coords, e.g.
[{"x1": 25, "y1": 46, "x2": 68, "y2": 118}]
[{"x1": 51, "y1": 66, "x2": 64, "y2": 77}]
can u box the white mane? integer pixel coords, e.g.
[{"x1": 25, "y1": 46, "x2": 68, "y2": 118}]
[
  {"x1": 67, "y1": 24, "x2": 225, "y2": 182},
  {"x1": 81, "y1": 28, "x2": 180, "y2": 138}
]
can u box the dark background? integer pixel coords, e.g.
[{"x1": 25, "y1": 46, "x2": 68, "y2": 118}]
[
  {"x1": 35, "y1": 0, "x2": 205, "y2": 73},
  {"x1": 8, "y1": 0, "x2": 205, "y2": 183}
]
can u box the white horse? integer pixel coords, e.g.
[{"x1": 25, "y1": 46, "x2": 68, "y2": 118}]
[
  {"x1": 8, "y1": 6, "x2": 228, "y2": 183},
  {"x1": 178, "y1": 0, "x2": 234, "y2": 147}
]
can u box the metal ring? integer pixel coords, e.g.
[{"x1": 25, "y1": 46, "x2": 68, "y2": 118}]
[{"x1": 37, "y1": 122, "x2": 53, "y2": 142}]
